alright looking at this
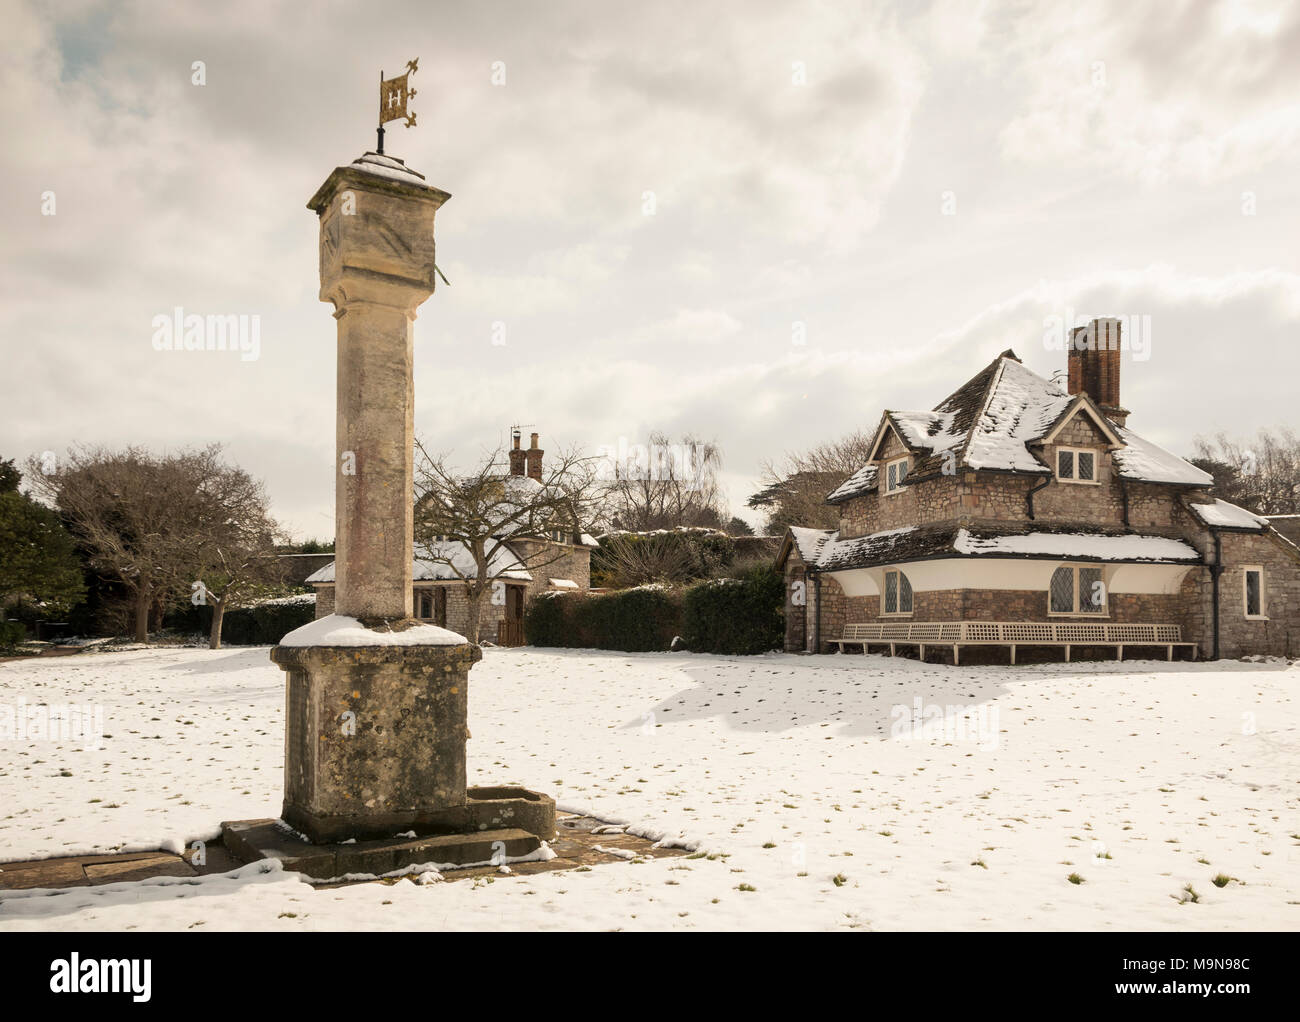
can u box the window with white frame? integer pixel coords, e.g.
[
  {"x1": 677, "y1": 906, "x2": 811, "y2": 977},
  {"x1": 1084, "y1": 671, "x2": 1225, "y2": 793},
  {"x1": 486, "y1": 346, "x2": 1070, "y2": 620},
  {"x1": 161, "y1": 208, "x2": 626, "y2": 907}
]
[
  {"x1": 884, "y1": 456, "x2": 910, "y2": 495},
  {"x1": 1056, "y1": 447, "x2": 1098, "y2": 483},
  {"x1": 1243, "y1": 566, "x2": 1265, "y2": 618},
  {"x1": 882, "y1": 568, "x2": 913, "y2": 615},
  {"x1": 1049, "y1": 564, "x2": 1106, "y2": 615}
]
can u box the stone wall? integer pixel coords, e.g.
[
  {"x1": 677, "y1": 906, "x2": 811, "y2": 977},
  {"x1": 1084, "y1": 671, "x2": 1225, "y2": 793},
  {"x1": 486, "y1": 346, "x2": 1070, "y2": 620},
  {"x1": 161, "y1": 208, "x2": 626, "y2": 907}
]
[
  {"x1": 1181, "y1": 532, "x2": 1300, "y2": 658},
  {"x1": 785, "y1": 564, "x2": 808, "y2": 652},
  {"x1": 509, "y1": 537, "x2": 593, "y2": 603},
  {"x1": 789, "y1": 570, "x2": 1193, "y2": 653}
]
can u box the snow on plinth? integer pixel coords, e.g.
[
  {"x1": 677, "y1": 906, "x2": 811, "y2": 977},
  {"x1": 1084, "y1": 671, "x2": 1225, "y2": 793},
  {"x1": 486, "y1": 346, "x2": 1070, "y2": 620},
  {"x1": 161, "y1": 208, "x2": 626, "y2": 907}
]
[{"x1": 278, "y1": 614, "x2": 467, "y2": 647}]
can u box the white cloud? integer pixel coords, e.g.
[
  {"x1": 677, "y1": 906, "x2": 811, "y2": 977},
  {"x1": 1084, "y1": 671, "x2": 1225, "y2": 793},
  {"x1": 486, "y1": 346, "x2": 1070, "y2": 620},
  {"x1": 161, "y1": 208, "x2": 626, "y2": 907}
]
[{"x1": 989, "y1": 0, "x2": 1300, "y2": 182}]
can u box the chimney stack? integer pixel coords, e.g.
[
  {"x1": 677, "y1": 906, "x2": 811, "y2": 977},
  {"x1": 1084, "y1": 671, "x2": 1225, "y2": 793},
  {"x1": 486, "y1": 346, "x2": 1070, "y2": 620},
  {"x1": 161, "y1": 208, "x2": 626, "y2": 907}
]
[
  {"x1": 1067, "y1": 317, "x2": 1128, "y2": 426},
  {"x1": 508, "y1": 428, "x2": 526, "y2": 477},
  {"x1": 525, "y1": 432, "x2": 544, "y2": 481}
]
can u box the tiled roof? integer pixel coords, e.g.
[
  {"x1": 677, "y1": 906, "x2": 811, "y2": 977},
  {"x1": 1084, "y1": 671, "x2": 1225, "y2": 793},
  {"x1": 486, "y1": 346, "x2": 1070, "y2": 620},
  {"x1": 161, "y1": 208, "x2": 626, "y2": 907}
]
[
  {"x1": 1187, "y1": 499, "x2": 1269, "y2": 531},
  {"x1": 826, "y1": 351, "x2": 1211, "y2": 501},
  {"x1": 825, "y1": 463, "x2": 877, "y2": 504},
  {"x1": 307, "y1": 539, "x2": 532, "y2": 584},
  {"x1": 795, "y1": 522, "x2": 1202, "y2": 573}
]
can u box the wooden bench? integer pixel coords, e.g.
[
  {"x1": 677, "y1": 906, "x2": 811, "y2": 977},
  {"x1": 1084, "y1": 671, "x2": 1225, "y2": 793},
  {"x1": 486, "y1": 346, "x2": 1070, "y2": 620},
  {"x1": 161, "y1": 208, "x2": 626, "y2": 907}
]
[{"x1": 831, "y1": 621, "x2": 1198, "y2": 663}]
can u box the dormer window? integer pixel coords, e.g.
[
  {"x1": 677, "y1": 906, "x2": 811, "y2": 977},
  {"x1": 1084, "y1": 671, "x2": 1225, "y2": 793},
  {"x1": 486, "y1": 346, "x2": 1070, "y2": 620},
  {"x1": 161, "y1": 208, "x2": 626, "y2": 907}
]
[
  {"x1": 1056, "y1": 447, "x2": 1097, "y2": 484},
  {"x1": 884, "y1": 456, "x2": 910, "y2": 495}
]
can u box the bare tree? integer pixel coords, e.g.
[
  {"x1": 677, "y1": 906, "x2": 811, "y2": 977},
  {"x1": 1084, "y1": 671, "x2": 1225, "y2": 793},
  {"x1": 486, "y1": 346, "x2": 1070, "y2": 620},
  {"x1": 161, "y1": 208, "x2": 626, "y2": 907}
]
[
  {"x1": 413, "y1": 440, "x2": 605, "y2": 643},
  {"x1": 594, "y1": 532, "x2": 698, "y2": 589},
  {"x1": 190, "y1": 469, "x2": 287, "y2": 649},
  {"x1": 1193, "y1": 428, "x2": 1300, "y2": 515},
  {"x1": 748, "y1": 430, "x2": 875, "y2": 533},
  {"x1": 25, "y1": 444, "x2": 280, "y2": 644},
  {"x1": 603, "y1": 431, "x2": 727, "y2": 531}
]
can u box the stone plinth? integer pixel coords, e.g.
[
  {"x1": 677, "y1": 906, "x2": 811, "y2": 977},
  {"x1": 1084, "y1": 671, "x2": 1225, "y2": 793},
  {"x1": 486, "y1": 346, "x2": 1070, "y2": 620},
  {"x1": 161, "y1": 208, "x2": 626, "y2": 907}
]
[{"x1": 272, "y1": 641, "x2": 480, "y2": 843}]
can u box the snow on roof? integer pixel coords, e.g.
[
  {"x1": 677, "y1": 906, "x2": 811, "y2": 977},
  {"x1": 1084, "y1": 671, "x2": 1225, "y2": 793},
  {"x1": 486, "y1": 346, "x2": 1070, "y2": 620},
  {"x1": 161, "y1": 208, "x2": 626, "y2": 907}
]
[
  {"x1": 579, "y1": 533, "x2": 601, "y2": 547},
  {"x1": 962, "y1": 357, "x2": 1072, "y2": 473},
  {"x1": 1112, "y1": 427, "x2": 1213, "y2": 486},
  {"x1": 952, "y1": 529, "x2": 1201, "y2": 562},
  {"x1": 815, "y1": 526, "x2": 919, "y2": 571},
  {"x1": 802, "y1": 523, "x2": 1201, "y2": 573},
  {"x1": 548, "y1": 578, "x2": 579, "y2": 589},
  {"x1": 788, "y1": 526, "x2": 836, "y2": 564},
  {"x1": 825, "y1": 351, "x2": 1212, "y2": 498},
  {"x1": 1188, "y1": 499, "x2": 1268, "y2": 530},
  {"x1": 253, "y1": 592, "x2": 316, "y2": 607},
  {"x1": 826, "y1": 462, "x2": 877, "y2": 503},
  {"x1": 307, "y1": 539, "x2": 532, "y2": 584},
  {"x1": 280, "y1": 614, "x2": 467, "y2": 647},
  {"x1": 889, "y1": 410, "x2": 961, "y2": 453}
]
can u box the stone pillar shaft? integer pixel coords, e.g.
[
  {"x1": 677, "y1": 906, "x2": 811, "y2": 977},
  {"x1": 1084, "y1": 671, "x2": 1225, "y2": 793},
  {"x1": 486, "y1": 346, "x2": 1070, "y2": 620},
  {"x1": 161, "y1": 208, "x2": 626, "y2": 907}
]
[{"x1": 335, "y1": 300, "x2": 416, "y2": 621}]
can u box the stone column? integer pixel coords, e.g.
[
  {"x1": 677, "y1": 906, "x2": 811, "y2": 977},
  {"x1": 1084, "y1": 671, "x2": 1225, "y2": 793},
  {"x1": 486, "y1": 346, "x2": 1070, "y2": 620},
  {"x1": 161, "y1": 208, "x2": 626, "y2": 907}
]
[
  {"x1": 310, "y1": 154, "x2": 451, "y2": 623},
  {"x1": 259, "y1": 152, "x2": 554, "y2": 854},
  {"x1": 271, "y1": 153, "x2": 466, "y2": 844}
]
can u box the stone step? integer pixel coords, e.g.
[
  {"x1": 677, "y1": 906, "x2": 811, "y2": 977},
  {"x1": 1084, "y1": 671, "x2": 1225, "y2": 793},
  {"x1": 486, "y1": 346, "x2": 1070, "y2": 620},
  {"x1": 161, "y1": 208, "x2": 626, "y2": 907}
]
[{"x1": 221, "y1": 819, "x2": 541, "y2": 881}]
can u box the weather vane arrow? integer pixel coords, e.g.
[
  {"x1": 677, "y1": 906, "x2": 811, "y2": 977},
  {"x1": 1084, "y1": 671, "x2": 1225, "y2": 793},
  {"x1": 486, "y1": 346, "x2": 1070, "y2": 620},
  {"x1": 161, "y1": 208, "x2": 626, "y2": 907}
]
[{"x1": 376, "y1": 58, "x2": 419, "y2": 155}]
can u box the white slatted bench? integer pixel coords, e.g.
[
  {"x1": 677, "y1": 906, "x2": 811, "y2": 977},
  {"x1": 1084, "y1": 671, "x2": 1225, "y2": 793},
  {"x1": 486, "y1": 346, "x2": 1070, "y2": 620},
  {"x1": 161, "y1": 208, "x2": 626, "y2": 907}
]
[{"x1": 832, "y1": 621, "x2": 1198, "y2": 663}]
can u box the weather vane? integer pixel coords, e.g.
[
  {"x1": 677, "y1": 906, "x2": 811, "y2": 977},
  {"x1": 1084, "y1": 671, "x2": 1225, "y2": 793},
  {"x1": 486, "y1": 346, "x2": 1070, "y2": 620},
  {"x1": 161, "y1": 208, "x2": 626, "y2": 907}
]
[{"x1": 376, "y1": 58, "x2": 418, "y2": 155}]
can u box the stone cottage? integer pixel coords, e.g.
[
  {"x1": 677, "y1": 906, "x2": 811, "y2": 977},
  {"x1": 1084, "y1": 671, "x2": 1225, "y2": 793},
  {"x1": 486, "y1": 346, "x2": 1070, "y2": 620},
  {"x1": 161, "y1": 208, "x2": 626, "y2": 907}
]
[
  {"x1": 778, "y1": 318, "x2": 1300, "y2": 661},
  {"x1": 308, "y1": 432, "x2": 597, "y2": 644}
]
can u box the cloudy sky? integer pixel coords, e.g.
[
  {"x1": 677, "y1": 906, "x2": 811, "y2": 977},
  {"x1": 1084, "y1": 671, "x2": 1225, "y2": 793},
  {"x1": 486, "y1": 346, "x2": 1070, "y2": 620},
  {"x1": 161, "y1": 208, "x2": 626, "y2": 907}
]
[{"x1": 3, "y1": 0, "x2": 1299, "y2": 538}]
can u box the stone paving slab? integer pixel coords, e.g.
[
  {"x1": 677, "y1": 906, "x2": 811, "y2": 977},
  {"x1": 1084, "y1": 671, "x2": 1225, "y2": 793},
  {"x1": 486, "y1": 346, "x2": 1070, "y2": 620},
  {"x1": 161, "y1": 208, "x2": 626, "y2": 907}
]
[{"x1": 0, "y1": 851, "x2": 197, "y2": 891}]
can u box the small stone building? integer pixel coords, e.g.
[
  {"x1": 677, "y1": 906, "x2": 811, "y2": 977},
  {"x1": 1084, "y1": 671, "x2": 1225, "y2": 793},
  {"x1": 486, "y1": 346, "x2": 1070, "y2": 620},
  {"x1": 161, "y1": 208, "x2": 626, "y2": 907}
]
[
  {"x1": 778, "y1": 318, "x2": 1300, "y2": 660},
  {"x1": 308, "y1": 432, "x2": 597, "y2": 644}
]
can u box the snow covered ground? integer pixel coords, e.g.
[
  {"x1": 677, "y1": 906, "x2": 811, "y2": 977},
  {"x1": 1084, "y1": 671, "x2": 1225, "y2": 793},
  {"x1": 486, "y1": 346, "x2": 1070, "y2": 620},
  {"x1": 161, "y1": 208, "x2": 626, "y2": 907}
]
[{"x1": 1, "y1": 645, "x2": 1297, "y2": 931}]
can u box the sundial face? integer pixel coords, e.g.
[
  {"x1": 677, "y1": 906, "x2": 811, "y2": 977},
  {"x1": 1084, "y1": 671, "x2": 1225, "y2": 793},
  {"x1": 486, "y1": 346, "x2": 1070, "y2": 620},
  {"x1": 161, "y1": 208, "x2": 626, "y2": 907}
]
[{"x1": 320, "y1": 208, "x2": 342, "y2": 282}]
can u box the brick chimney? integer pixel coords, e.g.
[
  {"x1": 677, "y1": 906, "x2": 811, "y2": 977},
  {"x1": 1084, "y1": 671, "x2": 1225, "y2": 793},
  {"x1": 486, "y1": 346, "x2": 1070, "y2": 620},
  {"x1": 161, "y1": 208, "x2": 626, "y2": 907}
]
[
  {"x1": 508, "y1": 429, "x2": 526, "y2": 477},
  {"x1": 525, "y1": 432, "x2": 544, "y2": 481},
  {"x1": 1067, "y1": 317, "x2": 1129, "y2": 426}
]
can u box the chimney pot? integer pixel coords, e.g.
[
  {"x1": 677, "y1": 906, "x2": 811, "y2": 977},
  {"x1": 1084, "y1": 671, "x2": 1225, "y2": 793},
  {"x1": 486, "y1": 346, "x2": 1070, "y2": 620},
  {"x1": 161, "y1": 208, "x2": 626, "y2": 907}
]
[
  {"x1": 508, "y1": 428, "x2": 527, "y2": 476},
  {"x1": 525, "y1": 433, "x2": 544, "y2": 481}
]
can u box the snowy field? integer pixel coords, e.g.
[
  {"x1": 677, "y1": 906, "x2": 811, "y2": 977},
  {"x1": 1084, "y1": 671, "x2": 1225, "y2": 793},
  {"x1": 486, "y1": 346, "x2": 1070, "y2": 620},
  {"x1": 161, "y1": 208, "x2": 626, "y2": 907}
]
[{"x1": 0, "y1": 645, "x2": 1297, "y2": 931}]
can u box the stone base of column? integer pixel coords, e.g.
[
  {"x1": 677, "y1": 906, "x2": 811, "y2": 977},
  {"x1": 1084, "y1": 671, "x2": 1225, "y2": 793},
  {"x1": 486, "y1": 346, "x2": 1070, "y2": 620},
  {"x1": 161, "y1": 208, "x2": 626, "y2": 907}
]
[
  {"x1": 221, "y1": 788, "x2": 555, "y2": 881},
  {"x1": 264, "y1": 640, "x2": 555, "y2": 846}
]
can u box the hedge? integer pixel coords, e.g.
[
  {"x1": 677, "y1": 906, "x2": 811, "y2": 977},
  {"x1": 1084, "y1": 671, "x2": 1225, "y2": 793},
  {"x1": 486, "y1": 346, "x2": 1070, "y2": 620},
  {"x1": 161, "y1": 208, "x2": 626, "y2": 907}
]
[
  {"x1": 524, "y1": 586, "x2": 682, "y2": 652},
  {"x1": 219, "y1": 599, "x2": 317, "y2": 645},
  {"x1": 681, "y1": 563, "x2": 784, "y2": 655},
  {"x1": 525, "y1": 563, "x2": 784, "y2": 655},
  {"x1": 0, "y1": 620, "x2": 26, "y2": 649},
  {"x1": 163, "y1": 595, "x2": 316, "y2": 645}
]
